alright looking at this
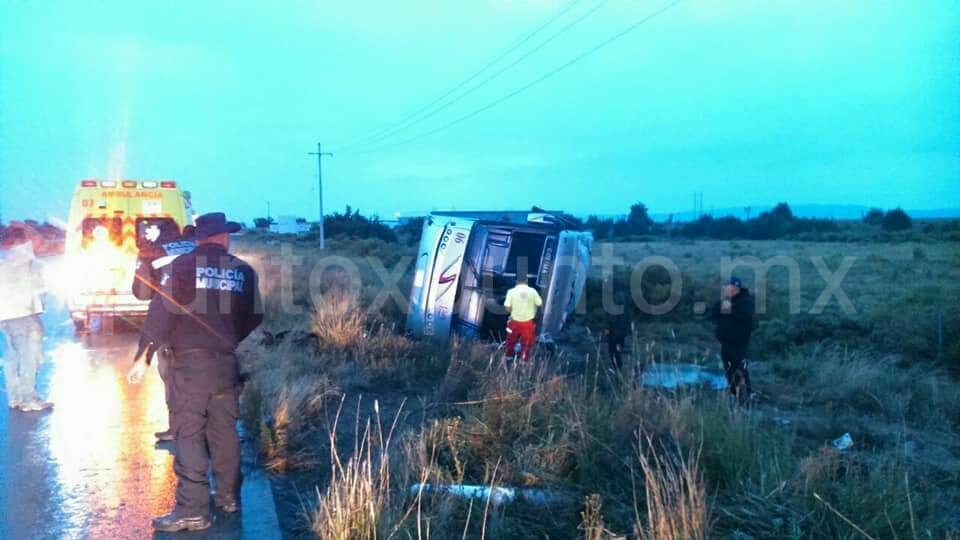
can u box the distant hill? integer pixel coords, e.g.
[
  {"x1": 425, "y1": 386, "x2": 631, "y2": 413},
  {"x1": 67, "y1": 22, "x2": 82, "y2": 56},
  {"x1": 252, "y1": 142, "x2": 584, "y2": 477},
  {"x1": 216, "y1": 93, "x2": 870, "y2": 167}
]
[
  {"x1": 397, "y1": 205, "x2": 960, "y2": 223},
  {"x1": 647, "y1": 205, "x2": 960, "y2": 222}
]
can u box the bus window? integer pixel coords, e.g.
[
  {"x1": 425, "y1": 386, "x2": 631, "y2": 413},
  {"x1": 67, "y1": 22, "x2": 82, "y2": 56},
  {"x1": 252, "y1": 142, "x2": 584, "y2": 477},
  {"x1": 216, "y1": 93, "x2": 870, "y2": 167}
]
[
  {"x1": 482, "y1": 230, "x2": 511, "y2": 274},
  {"x1": 504, "y1": 232, "x2": 546, "y2": 279}
]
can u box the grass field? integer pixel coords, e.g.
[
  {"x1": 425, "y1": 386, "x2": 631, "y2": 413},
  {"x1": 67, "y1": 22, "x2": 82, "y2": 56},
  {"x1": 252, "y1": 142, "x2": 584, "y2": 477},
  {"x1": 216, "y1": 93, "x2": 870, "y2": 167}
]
[{"x1": 232, "y1": 235, "x2": 960, "y2": 539}]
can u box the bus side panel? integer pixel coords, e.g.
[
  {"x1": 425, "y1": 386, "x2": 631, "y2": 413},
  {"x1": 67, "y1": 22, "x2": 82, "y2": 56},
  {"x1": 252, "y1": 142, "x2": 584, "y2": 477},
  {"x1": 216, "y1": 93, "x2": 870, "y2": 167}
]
[{"x1": 540, "y1": 231, "x2": 593, "y2": 341}]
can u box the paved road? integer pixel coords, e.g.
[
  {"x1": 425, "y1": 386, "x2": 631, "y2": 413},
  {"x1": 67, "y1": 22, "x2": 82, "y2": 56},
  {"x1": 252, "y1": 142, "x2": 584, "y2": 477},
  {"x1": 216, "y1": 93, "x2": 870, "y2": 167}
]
[{"x1": 0, "y1": 305, "x2": 280, "y2": 540}]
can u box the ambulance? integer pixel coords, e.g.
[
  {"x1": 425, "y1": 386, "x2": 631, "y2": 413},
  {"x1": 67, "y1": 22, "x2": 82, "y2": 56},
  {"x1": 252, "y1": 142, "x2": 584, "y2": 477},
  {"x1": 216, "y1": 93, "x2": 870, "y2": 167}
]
[{"x1": 64, "y1": 179, "x2": 195, "y2": 331}]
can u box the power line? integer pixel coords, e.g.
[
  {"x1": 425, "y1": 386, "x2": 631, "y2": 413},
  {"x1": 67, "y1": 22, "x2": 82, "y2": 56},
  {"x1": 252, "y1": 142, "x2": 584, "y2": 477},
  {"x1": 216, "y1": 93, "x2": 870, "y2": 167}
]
[
  {"x1": 342, "y1": 0, "x2": 609, "y2": 154},
  {"x1": 334, "y1": 0, "x2": 580, "y2": 148},
  {"x1": 352, "y1": 0, "x2": 683, "y2": 156},
  {"x1": 333, "y1": 0, "x2": 584, "y2": 152}
]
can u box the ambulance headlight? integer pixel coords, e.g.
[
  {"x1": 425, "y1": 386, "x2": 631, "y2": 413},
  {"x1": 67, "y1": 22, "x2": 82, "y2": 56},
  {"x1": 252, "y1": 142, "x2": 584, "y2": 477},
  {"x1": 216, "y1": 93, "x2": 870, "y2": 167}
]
[{"x1": 92, "y1": 226, "x2": 109, "y2": 242}]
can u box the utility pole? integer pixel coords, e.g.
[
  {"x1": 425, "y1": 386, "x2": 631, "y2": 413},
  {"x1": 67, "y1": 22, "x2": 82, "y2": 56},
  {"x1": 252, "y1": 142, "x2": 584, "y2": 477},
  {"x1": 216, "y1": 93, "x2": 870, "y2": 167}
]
[{"x1": 308, "y1": 142, "x2": 333, "y2": 249}]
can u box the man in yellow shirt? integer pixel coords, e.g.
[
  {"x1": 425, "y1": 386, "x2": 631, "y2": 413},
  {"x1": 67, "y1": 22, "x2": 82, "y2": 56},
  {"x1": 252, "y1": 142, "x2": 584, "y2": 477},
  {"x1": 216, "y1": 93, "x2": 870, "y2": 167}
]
[{"x1": 503, "y1": 274, "x2": 543, "y2": 361}]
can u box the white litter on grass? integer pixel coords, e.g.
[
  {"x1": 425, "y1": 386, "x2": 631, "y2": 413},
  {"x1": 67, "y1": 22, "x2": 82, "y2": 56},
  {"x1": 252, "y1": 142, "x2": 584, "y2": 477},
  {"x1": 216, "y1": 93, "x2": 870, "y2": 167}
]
[
  {"x1": 832, "y1": 433, "x2": 854, "y2": 451},
  {"x1": 642, "y1": 363, "x2": 728, "y2": 390},
  {"x1": 409, "y1": 484, "x2": 568, "y2": 506}
]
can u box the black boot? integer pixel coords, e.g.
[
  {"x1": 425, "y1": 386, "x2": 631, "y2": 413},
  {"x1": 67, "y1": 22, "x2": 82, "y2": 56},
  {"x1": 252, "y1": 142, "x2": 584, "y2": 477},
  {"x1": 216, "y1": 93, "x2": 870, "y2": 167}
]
[
  {"x1": 152, "y1": 512, "x2": 212, "y2": 532},
  {"x1": 215, "y1": 496, "x2": 241, "y2": 513}
]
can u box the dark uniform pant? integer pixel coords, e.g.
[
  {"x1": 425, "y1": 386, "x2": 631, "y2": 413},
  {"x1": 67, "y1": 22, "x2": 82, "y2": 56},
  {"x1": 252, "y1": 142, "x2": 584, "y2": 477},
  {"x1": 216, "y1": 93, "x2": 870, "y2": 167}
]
[
  {"x1": 608, "y1": 333, "x2": 626, "y2": 370},
  {"x1": 171, "y1": 350, "x2": 242, "y2": 518},
  {"x1": 720, "y1": 345, "x2": 752, "y2": 398},
  {"x1": 156, "y1": 348, "x2": 174, "y2": 431}
]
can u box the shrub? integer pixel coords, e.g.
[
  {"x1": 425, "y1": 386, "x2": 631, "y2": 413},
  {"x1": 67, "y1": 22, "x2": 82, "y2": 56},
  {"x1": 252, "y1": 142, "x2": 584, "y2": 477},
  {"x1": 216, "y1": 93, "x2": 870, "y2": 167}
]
[
  {"x1": 801, "y1": 450, "x2": 935, "y2": 539},
  {"x1": 635, "y1": 439, "x2": 711, "y2": 540},
  {"x1": 394, "y1": 216, "x2": 425, "y2": 245},
  {"x1": 748, "y1": 203, "x2": 794, "y2": 240},
  {"x1": 311, "y1": 400, "x2": 410, "y2": 539},
  {"x1": 324, "y1": 206, "x2": 397, "y2": 242},
  {"x1": 882, "y1": 208, "x2": 913, "y2": 231},
  {"x1": 238, "y1": 341, "x2": 341, "y2": 472},
  {"x1": 624, "y1": 203, "x2": 655, "y2": 236},
  {"x1": 312, "y1": 289, "x2": 366, "y2": 351},
  {"x1": 586, "y1": 215, "x2": 616, "y2": 240},
  {"x1": 863, "y1": 208, "x2": 884, "y2": 225}
]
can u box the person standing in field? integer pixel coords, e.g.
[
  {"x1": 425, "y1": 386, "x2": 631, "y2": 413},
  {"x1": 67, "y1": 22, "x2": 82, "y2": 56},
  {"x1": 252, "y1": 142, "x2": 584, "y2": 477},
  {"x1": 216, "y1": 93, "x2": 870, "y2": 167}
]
[
  {"x1": 604, "y1": 289, "x2": 632, "y2": 370},
  {"x1": 0, "y1": 224, "x2": 53, "y2": 412},
  {"x1": 713, "y1": 277, "x2": 754, "y2": 401},
  {"x1": 503, "y1": 273, "x2": 542, "y2": 362}
]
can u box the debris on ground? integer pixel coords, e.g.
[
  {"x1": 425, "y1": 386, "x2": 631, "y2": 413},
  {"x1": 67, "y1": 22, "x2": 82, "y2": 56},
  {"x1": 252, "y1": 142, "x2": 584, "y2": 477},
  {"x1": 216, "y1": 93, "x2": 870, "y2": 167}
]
[{"x1": 831, "y1": 433, "x2": 854, "y2": 452}]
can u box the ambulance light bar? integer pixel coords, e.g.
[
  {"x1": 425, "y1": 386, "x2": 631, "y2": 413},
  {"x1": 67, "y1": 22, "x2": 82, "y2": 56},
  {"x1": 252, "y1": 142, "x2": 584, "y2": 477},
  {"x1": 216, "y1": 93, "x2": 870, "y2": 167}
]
[
  {"x1": 141, "y1": 181, "x2": 159, "y2": 188},
  {"x1": 160, "y1": 181, "x2": 177, "y2": 189},
  {"x1": 122, "y1": 181, "x2": 138, "y2": 188},
  {"x1": 81, "y1": 180, "x2": 98, "y2": 187},
  {"x1": 101, "y1": 181, "x2": 117, "y2": 188}
]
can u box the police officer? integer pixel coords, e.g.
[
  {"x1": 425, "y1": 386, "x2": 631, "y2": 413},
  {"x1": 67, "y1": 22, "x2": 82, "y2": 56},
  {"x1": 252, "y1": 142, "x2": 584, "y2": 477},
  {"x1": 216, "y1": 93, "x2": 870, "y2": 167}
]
[
  {"x1": 130, "y1": 213, "x2": 262, "y2": 533},
  {"x1": 129, "y1": 223, "x2": 196, "y2": 442},
  {"x1": 131, "y1": 221, "x2": 194, "y2": 301},
  {"x1": 713, "y1": 277, "x2": 754, "y2": 401}
]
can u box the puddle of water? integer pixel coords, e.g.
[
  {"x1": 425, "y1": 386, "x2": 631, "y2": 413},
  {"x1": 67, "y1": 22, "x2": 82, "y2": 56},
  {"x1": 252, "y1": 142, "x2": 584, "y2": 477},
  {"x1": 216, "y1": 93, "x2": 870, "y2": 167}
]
[{"x1": 642, "y1": 363, "x2": 728, "y2": 390}]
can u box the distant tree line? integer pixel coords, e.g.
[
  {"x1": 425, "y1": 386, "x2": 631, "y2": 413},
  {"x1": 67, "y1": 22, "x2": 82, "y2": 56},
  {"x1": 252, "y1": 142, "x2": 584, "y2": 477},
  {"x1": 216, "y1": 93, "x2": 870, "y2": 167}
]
[
  {"x1": 0, "y1": 219, "x2": 65, "y2": 240},
  {"x1": 251, "y1": 206, "x2": 398, "y2": 242},
  {"x1": 321, "y1": 206, "x2": 396, "y2": 242},
  {"x1": 247, "y1": 202, "x2": 932, "y2": 245},
  {"x1": 863, "y1": 207, "x2": 913, "y2": 231},
  {"x1": 0, "y1": 220, "x2": 66, "y2": 256},
  {"x1": 584, "y1": 202, "x2": 920, "y2": 241},
  {"x1": 584, "y1": 203, "x2": 664, "y2": 239},
  {"x1": 678, "y1": 203, "x2": 839, "y2": 240}
]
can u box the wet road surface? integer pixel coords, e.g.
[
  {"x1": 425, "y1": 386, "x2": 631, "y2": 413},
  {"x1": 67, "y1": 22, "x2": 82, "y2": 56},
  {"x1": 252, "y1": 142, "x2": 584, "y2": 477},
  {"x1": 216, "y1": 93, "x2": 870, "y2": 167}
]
[{"x1": 0, "y1": 306, "x2": 280, "y2": 539}]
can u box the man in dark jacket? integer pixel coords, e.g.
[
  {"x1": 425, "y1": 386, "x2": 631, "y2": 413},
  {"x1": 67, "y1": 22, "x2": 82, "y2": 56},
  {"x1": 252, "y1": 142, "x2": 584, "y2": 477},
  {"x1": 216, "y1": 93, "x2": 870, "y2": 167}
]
[
  {"x1": 605, "y1": 289, "x2": 631, "y2": 370},
  {"x1": 127, "y1": 222, "x2": 196, "y2": 442},
  {"x1": 128, "y1": 213, "x2": 262, "y2": 533},
  {"x1": 713, "y1": 277, "x2": 754, "y2": 400},
  {"x1": 132, "y1": 223, "x2": 196, "y2": 302},
  {"x1": 130, "y1": 223, "x2": 196, "y2": 442}
]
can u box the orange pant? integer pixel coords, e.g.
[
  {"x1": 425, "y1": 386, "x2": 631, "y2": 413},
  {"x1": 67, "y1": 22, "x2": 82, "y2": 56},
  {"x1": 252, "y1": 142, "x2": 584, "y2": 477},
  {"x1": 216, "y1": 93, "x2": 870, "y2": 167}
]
[{"x1": 505, "y1": 319, "x2": 536, "y2": 361}]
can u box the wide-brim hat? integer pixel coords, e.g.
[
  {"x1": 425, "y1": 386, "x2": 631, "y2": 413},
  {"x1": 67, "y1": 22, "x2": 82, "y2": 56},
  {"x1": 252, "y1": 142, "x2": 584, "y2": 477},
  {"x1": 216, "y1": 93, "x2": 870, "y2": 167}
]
[{"x1": 195, "y1": 212, "x2": 241, "y2": 240}]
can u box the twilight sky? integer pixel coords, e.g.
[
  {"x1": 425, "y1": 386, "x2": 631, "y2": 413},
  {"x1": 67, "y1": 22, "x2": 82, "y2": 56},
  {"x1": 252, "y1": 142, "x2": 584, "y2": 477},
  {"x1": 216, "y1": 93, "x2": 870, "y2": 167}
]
[{"x1": 1, "y1": 0, "x2": 958, "y2": 224}]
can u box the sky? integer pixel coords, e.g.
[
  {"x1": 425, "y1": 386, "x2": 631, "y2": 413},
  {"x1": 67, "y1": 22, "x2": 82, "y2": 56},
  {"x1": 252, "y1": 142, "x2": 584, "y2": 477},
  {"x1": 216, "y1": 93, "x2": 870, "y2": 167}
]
[{"x1": 1, "y1": 0, "x2": 958, "y2": 225}]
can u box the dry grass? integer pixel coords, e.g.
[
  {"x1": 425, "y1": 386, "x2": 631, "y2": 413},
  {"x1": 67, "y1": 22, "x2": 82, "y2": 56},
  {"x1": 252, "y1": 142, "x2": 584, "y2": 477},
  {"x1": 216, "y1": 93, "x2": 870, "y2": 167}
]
[
  {"x1": 312, "y1": 289, "x2": 367, "y2": 351},
  {"x1": 635, "y1": 437, "x2": 710, "y2": 540},
  {"x1": 238, "y1": 340, "x2": 341, "y2": 473},
  {"x1": 260, "y1": 377, "x2": 338, "y2": 473},
  {"x1": 312, "y1": 398, "x2": 402, "y2": 540},
  {"x1": 233, "y1": 236, "x2": 959, "y2": 538}
]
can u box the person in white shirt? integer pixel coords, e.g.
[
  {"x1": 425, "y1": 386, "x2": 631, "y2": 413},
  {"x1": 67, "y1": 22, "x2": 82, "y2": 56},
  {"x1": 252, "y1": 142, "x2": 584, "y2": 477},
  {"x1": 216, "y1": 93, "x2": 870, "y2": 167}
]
[{"x1": 0, "y1": 224, "x2": 53, "y2": 412}]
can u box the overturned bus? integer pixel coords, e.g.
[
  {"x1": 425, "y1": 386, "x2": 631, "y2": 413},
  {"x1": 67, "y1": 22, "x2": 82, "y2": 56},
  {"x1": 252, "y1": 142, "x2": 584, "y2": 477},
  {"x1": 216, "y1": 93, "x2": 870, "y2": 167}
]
[{"x1": 406, "y1": 210, "x2": 592, "y2": 343}]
